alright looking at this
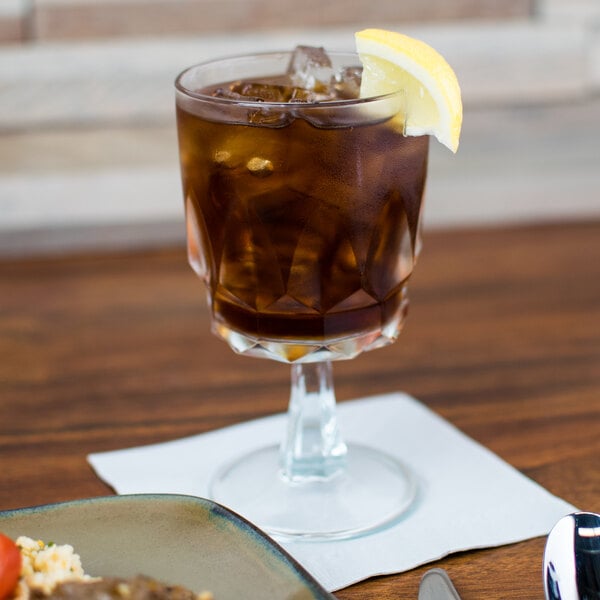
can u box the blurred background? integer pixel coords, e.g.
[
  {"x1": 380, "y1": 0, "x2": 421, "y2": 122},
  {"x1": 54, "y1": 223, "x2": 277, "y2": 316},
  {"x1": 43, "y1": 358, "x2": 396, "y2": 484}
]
[{"x1": 0, "y1": 0, "x2": 599, "y2": 256}]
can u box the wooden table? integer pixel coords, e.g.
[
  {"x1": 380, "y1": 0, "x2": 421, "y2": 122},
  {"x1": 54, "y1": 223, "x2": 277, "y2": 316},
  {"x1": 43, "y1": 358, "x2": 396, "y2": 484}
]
[{"x1": 1, "y1": 221, "x2": 599, "y2": 599}]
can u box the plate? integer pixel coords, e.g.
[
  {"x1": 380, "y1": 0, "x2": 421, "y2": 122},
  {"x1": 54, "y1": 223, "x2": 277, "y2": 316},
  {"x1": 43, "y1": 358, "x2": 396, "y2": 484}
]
[{"x1": 0, "y1": 494, "x2": 334, "y2": 600}]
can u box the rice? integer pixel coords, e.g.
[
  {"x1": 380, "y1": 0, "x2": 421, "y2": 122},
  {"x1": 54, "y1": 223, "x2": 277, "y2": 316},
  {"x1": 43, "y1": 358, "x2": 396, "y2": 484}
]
[{"x1": 13, "y1": 536, "x2": 96, "y2": 600}]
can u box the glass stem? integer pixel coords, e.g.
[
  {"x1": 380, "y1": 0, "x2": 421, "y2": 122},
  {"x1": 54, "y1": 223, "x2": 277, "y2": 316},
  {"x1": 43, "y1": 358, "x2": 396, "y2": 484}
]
[{"x1": 280, "y1": 361, "x2": 347, "y2": 482}]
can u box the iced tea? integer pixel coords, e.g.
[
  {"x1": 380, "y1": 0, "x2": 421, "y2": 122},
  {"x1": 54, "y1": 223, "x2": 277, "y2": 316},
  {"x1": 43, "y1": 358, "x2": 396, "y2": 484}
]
[{"x1": 176, "y1": 50, "x2": 429, "y2": 362}]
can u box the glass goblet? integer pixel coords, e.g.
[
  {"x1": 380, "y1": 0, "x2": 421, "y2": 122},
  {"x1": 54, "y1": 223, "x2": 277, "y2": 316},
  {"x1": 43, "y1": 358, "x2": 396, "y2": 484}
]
[{"x1": 175, "y1": 50, "x2": 429, "y2": 540}]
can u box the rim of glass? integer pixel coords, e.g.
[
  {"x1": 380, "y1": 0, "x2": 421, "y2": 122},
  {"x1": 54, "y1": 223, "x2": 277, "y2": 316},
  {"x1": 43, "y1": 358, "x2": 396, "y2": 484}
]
[{"x1": 174, "y1": 49, "x2": 402, "y2": 109}]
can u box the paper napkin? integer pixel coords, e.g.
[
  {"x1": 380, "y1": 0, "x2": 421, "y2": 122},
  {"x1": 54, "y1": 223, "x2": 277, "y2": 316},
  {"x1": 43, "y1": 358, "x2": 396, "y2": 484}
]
[{"x1": 88, "y1": 393, "x2": 575, "y2": 591}]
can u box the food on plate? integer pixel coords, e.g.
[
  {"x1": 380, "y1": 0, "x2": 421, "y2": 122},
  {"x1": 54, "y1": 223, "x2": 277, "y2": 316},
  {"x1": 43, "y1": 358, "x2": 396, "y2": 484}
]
[
  {"x1": 0, "y1": 534, "x2": 21, "y2": 600},
  {"x1": 14, "y1": 536, "x2": 95, "y2": 599},
  {"x1": 1, "y1": 536, "x2": 212, "y2": 600}
]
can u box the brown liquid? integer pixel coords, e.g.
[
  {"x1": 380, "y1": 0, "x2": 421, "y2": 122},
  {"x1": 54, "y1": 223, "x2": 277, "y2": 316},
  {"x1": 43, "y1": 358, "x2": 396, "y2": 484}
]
[{"x1": 176, "y1": 87, "x2": 429, "y2": 358}]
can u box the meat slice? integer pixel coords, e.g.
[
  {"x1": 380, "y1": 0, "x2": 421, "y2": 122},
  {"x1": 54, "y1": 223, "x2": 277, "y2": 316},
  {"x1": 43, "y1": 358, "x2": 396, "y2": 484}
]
[{"x1": 30, "y1": 575, "x2": 212, "y2": 600}]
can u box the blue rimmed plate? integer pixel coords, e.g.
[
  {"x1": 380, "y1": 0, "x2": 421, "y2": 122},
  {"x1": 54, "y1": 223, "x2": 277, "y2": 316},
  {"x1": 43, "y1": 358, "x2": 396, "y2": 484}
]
[{"x1": 0, "y1": 494, "x2": 334, "y2": 600}]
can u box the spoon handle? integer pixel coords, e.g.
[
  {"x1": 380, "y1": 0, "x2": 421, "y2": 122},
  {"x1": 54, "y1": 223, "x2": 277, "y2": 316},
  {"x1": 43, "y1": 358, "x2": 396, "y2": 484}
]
[{"x1": 418, "y1": 569, "x2": 463, "y2": 600}]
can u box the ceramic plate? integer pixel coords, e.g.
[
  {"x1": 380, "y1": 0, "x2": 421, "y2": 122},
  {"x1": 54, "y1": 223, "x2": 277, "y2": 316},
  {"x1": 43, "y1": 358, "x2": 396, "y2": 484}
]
[{"x1": 0, "y1": 494, "x2": 334, "y2": 600}]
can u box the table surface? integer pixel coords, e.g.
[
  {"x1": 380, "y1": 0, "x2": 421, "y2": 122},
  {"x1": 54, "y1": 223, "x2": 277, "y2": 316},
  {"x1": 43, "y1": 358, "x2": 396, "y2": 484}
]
[{"x1": 1, "y1": 221, "x2": 599, "y2": 599}]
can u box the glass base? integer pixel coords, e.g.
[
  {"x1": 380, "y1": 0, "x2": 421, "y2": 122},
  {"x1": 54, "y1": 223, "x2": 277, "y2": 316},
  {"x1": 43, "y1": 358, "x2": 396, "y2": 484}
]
[
  {"x1": 209, "y1": 443, "x2": 417, "y2": 541},
  {"x1": 211, "y1": 290, "x2": 409, "y2": 364}
]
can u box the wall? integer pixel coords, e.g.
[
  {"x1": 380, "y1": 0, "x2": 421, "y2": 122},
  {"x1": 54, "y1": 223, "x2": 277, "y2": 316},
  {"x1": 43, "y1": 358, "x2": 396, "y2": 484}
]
[{"x1": 1, "y1": 0, "x2": 599, "y2": 255}]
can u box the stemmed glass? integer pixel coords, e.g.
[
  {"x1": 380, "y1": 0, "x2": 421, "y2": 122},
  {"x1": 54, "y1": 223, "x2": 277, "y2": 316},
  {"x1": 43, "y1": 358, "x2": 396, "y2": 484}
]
[{"x1": 175, "y1": 49, "x2": 429, "y2": 540}]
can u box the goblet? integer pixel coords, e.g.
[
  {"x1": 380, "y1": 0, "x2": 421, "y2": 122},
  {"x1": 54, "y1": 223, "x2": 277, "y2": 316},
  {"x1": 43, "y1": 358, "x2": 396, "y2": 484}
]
[{"x1": 175, "y1": 50, "x2": 429, "y2": 540}]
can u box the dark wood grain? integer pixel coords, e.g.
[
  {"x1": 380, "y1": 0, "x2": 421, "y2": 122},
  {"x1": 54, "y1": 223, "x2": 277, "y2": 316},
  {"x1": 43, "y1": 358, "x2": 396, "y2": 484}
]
[{"x1": 1, "y1": 221, "x2": 599, "y2": 599}]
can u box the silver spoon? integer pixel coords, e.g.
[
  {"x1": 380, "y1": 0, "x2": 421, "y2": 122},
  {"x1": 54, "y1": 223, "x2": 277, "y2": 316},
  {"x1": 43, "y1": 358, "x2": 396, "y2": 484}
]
[{"x1": 544, "y1": 512, "x2": 600, "y2": 600}]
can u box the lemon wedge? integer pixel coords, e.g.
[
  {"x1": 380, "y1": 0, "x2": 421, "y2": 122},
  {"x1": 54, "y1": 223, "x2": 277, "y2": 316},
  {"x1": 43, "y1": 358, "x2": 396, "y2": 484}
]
[{"x1": 355, "y1": 28, "x2": 462, "y2": 152}]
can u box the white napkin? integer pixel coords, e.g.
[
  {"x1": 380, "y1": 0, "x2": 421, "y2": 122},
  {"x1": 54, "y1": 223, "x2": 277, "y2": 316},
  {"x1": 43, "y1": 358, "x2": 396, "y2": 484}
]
[{"x1": 88, "y1": 393, "x2": 575, "y2": 591}]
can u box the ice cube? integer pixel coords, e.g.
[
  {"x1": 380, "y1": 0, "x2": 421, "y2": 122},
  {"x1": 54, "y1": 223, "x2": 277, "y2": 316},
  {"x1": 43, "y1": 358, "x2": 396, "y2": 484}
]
[
  {"x1": 211, "y1": 84, "x2": 249, "y2": 101},
  {"x1": 213, "y1": 80, "x2": 322, "y2": 104},
  {"x1": 246, "y1": 157, "x2": 274, "y2": 177},
  {"x1": 334, "y1": 66, "x2": 362, "y2": 99},
  {"x1": 212, "y1": 81, "x2": 285, "y2": 102},
  {"x1": 213, "y1": 149, "x2": 237, "y2": 168},
  {"x1": 247, "y1": 106, "x2": 293, "y2": 127},
  {"x1": 232, "y1": 82, "x2": 290, "y2": 102},
  {"x1": 287, "y1": 46, "x2": 335, "y2": 94}
]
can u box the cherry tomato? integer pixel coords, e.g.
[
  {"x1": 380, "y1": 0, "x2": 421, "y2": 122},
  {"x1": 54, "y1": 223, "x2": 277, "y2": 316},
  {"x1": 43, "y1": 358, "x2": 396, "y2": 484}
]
[{"x1": 0, "y1": 534, "x2": 21, "y2": 600}]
